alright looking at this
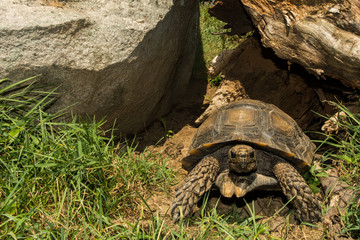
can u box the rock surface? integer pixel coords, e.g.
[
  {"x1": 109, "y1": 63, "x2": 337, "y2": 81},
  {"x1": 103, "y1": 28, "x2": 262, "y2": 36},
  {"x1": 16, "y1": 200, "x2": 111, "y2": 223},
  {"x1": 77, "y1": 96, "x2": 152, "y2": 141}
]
[{"x1": 0, "y1": 0, "x2": 199, "y2": 134}]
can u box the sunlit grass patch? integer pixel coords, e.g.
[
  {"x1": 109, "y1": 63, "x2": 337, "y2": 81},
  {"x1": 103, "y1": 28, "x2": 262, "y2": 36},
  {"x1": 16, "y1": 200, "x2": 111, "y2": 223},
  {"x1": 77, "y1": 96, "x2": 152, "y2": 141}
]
[
  {"x1": 199, "y1": 3, "x2": 242, "y2": 65},
  {"x1": 0, "y1": 78, "x2": 176, "y2": 238},
  {"x1": 314, "y1": 101, "x2": 360, "y2": 239},
  {"x1": 341, "y1": 196, "x2": 360, "y2": 239},
  {"x1": 315, "y1": 101, "x2": 360, "y2": 184}
]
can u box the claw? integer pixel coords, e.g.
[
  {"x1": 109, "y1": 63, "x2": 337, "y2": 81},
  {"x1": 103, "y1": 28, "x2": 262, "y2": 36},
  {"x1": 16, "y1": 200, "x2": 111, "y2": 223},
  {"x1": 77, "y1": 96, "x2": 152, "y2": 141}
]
[
  {"x1": 173, "y1": 212, "x2": 179, "y2": 223},
  {"x1": 221, "y1": 181, "x2": 235, "y2": 198},
  {"x1": 235, "y1": 186, "x2": 245, "y2": 198}
]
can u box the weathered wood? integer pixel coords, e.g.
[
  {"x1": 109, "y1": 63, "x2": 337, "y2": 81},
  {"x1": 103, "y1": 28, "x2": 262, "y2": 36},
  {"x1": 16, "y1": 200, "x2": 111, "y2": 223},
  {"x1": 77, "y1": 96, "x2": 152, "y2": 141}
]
[
  {"x1": 241, "y1": 0, "x2": 360, "y2": 88},
  {"x1": 210, "y1": 0, "x2": 360, "y2": 88}
]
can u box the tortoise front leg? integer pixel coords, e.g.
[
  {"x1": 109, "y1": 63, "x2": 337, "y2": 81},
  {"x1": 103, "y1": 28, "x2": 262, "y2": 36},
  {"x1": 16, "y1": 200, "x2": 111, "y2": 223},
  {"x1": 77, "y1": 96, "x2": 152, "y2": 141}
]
[
  {"x1": 170, "y1": 156, "x2": 220, "y2": 223},
  {"x1": 273, "y1": 162, "x2": 322, "y2": 223}
]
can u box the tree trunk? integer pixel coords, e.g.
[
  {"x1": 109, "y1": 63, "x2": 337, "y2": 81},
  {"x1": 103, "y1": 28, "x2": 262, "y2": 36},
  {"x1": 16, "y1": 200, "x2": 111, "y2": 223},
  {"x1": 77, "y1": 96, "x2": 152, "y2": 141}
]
[{"x1": 212, "y1": 0, "x2": 360, "y2": 88}]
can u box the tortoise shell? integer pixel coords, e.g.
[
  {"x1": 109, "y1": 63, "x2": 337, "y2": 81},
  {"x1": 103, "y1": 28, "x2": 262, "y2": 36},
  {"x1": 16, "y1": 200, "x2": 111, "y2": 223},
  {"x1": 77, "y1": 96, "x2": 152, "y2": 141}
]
[{"x1": 182, "y1": 99, "x2": 316, "y2": 172}]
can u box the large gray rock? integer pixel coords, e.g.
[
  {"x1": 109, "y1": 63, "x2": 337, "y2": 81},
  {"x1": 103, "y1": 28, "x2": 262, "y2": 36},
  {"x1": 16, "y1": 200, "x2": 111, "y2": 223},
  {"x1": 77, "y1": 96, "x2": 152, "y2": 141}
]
[{"x1": 0, "y1": 0, "x2": 199, "y2": 134}]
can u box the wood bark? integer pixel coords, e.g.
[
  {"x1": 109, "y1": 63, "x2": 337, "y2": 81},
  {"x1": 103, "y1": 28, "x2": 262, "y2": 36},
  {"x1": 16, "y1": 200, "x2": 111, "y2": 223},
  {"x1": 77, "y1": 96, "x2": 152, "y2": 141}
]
[
  {"x1": 241, "y1": 0, "x2": 360, "y2": 88},
  {"x1": 211, "y1": 0, "x2": 360, "y2": 88}
]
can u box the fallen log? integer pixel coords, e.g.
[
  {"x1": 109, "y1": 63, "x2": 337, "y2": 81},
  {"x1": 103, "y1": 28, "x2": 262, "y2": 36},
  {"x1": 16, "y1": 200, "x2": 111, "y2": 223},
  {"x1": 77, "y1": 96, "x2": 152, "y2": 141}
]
[{"x1": 211, "y1": 0, "x2": 360, "y2": 88}]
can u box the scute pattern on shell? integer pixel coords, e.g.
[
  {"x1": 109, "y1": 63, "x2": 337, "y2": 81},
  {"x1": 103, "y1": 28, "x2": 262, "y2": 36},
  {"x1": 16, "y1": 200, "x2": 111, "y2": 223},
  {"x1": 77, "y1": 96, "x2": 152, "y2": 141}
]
[{"x1": 182, "y1": 99, "x2": 315, "y2": 171}]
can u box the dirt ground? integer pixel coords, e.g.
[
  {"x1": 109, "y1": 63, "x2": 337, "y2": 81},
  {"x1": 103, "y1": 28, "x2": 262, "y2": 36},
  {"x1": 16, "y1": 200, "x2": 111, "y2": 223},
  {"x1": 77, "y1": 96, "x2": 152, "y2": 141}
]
[
  {"x1": 134, "y1": 85, "x2": 328, "y2": 239},
  {"x1": 133, "y1": 37, "x2": 359, "y2": 239}
]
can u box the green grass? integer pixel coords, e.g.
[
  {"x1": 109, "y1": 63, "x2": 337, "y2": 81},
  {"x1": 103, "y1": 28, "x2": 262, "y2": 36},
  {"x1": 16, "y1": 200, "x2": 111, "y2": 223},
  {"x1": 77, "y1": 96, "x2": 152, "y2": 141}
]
[
  {"x1": 314, "y1": 101, "x2": 360, "y2": 238},
  {"x1": 1, "y1": 82, "x2": 359, "y2": 239},
  {"x1": 0, "y1": 77, "x2": 276, "y2": 239},
  {"x1": 195, "y1": 3, "x2": 253, "y2": 87},
  {"x1": 341, "y1": 199, "x2": 360, "y2": 239},
  {"x1": 199, "y1": 3, "x2": 241, "y2": 65},
  {"x1": 130, "y1": 193, "x2": 274, "y2": 239},
  {"x1": 315, "y1": 101, "x2": 360, "y2": 184},
  {"x1": 0, "y1": 78, "x2": 177, "y2": 238},
  {"x1": 1, "y1": 3, "x2": 359, "y2": 239}
]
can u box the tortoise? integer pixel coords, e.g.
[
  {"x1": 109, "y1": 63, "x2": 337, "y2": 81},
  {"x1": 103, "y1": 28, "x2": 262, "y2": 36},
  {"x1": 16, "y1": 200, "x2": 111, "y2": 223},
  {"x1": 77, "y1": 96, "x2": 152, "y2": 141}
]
[{"x1": 170, "y1": 99, "x2": 322, "y2": 223}]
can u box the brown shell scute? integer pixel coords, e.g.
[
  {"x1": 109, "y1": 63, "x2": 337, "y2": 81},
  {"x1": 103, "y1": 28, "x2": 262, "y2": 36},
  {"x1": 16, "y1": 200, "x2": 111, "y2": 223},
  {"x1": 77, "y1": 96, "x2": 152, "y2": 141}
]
[{"x1": 184, "y1": 99, "x2": 315, "y2": 171}]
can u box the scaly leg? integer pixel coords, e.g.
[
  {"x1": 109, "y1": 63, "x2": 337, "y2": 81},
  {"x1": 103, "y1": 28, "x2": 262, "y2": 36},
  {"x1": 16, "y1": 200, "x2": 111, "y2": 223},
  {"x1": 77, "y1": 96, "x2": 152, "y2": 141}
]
[
  {"x1": 170, "y1": 156, "x2": 220, "y2": 222},
  {"x1": 273, "y1": 162, "x2": 322, "y2": 223}
]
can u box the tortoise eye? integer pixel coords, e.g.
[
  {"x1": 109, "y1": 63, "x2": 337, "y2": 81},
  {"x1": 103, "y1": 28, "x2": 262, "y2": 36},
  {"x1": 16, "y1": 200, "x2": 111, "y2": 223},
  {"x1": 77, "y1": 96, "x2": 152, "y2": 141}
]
[
  {"x1": 230, "y1": 151, "x2": 236, "y2": 158},
  {"x1": 249, "y1": 151, "x2": 255, "y2": 158}
]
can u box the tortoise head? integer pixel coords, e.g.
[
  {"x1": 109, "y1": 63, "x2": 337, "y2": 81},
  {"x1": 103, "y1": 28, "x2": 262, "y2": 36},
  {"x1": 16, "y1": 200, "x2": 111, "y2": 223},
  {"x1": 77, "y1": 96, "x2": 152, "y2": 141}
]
[{"x1": 228, "y1": 145, "x2": 257, "y2": 173}]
